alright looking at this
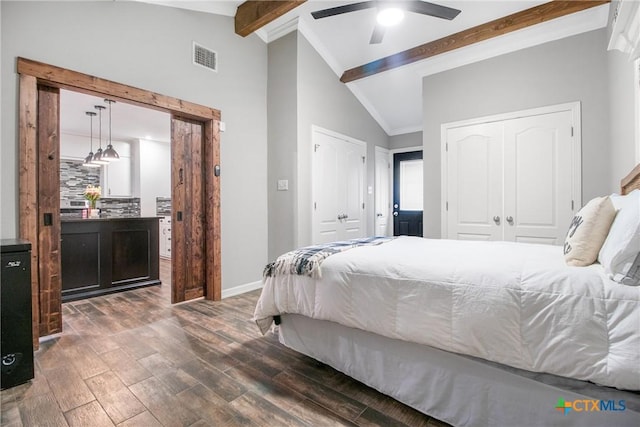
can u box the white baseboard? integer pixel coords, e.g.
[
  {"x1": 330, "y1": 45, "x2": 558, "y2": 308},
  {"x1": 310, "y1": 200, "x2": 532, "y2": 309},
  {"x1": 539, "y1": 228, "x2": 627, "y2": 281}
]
[{"x1": 222, "y1": 280, "x2": 263, "y2": 299}]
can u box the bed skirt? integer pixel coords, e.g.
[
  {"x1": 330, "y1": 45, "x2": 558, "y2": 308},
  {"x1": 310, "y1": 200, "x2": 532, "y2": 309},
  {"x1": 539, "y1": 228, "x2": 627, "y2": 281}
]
[{"x1": 278, "y1": 314, "x2": 640, "y2": 427}]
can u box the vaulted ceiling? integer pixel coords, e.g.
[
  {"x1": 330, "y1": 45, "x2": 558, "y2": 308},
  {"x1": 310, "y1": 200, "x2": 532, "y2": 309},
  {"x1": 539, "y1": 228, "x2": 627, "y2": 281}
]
[{"x1": 129, "y1": 1, "x2": 611, "y2": 135}]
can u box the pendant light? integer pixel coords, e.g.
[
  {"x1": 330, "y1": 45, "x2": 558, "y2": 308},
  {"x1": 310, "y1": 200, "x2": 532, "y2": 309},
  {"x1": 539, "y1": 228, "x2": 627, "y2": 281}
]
[
  {"x1": 101, "y1": 99, "x2": 120, "y2": 161},
  {"x1": 82, "y1": 111, "x2": 100, "y2": 168},
  {"x1": 92, "y1": 105, "x2": 108, "y2": 164}
]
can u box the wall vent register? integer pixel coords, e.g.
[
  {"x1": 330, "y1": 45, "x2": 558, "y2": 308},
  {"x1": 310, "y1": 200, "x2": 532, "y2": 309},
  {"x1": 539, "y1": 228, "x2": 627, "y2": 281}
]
[{"x1": 193, "y1": 42, "x2": 217, "y2": 72}]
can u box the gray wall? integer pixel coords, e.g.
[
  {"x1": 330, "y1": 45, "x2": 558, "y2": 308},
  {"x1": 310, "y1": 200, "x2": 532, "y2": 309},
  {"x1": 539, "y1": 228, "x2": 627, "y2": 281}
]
[
  {"x1": 423, "y1": 29, "x2": 611, "y2": 239},
  {"x1": 607, "y1": 51, "x2": 637, "y2": 191},
  {"x1": 296, "y1": 33, "x2": 390, "y2": 248},
  {"x1": 267, "y1": 32, "x2": 298, "y2": 260},
  {"x1": 1, "y1": 1, "x2": 268, "y2": 290},
  {"x1": 390, "y1": 132, "x2": 422, "y2": 150},
  {"x1": 266, "y1": 31, "x2": 390, "y2": 259}
]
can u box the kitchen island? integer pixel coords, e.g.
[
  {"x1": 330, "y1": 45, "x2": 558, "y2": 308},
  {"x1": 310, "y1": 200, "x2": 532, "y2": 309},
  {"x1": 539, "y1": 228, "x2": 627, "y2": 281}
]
[{"x1": 61, "y1": 217, "x2": 161, "y2": 302}]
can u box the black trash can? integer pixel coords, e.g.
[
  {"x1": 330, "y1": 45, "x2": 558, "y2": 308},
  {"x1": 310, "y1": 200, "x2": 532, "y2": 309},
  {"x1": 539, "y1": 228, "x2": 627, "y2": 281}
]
[{"x1": 1, "y1": 239, "x2": 34, "y2": 390}]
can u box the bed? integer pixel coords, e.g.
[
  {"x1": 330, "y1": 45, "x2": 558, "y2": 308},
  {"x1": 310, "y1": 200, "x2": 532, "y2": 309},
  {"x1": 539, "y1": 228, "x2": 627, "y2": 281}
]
[{"x1": 254, "y1": 165, "x2": 640, "y2": 427}]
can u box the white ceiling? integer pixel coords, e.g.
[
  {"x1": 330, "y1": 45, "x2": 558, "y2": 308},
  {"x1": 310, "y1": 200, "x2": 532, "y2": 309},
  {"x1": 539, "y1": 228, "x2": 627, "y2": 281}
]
[
  {"x1": 62, "y1": 1, "x2": 610, "y2": 139},
  {"x1": 60, "y1": 90, "x2": 171, "y2": 144}
]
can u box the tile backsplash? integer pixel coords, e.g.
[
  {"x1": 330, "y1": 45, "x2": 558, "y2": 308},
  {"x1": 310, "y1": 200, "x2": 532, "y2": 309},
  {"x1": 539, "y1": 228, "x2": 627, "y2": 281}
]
[
  {"x1": 99, "y1": 198, "x2": 141, "y2": 218},
  {"x1": 60, "y1": 160, "x2": 100, "y2": 200},
  {"x1": 60, "y1": 160, "x2": 140, "y2": 218},
  {"x1": 156, "y1": 197, "x2": 171, "y2": 216}
]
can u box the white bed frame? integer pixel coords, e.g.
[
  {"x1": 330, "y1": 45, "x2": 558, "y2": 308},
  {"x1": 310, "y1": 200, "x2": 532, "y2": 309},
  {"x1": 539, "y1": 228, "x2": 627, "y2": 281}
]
[{"x1": 271, "y1": 166, "x2": 640, "y2": 426}]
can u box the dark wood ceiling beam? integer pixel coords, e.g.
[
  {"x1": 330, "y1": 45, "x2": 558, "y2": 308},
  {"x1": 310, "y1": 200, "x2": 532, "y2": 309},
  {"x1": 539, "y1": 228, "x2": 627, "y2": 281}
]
[
  {"x1": 235, "y1": 0, "x2": 306, "y2": 37},
  {"x1": 340, "y1": 0, "x2": 610, "y2": 83}
]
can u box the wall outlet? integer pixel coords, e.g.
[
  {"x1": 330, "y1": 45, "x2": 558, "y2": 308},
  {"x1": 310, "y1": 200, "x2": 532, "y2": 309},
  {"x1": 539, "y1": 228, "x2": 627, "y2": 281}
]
[{"x1": 277, "y1": 179, "x2": 289, "y2": 191}]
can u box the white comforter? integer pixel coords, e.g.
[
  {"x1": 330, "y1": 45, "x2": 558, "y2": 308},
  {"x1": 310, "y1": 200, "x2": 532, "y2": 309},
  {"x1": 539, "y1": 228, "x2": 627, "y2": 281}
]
[{"x1": 254, "y1": 237, "x2": 640, "y2": 390}]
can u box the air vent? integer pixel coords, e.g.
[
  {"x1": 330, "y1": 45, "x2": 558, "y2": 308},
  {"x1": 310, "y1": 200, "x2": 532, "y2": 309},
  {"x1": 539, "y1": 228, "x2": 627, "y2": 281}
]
[{"x1": 193, "y1": 42, "x2": 217, "y2": 72}]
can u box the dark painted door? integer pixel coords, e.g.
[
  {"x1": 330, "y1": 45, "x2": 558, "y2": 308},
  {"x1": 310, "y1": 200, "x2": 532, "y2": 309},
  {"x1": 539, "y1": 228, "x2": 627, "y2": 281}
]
[{"x1": 393, "y1": 151, "x2": 423, "y2": 237}]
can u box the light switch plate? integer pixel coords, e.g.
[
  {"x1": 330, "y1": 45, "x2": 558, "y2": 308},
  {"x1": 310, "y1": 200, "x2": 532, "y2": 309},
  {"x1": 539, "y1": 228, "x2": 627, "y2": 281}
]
[{"x1": 277, "y1": 179, "x2": 289, "y2": 191}]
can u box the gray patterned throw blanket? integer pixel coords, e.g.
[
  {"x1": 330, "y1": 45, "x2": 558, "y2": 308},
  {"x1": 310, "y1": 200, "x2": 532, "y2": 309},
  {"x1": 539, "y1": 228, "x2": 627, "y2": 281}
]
[{"x1": 263, "y1": 236, "x2": 394, "y2": 280}]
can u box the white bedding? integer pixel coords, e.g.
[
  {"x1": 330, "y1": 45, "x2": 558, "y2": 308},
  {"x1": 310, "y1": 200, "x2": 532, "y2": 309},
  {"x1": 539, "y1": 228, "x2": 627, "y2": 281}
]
[{"x1": 254, "y1": 236, "x2": 640, "y2": 390}]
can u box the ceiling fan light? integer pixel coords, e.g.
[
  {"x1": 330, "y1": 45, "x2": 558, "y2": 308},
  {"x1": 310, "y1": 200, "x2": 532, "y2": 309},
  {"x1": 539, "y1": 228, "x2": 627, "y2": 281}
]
[{"x1": 377, "y1": 8, "x2": 404, "y2": 27}]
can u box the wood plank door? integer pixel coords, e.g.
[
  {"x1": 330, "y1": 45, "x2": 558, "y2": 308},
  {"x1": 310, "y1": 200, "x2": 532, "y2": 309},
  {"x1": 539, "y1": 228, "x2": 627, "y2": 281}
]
[
  {"x1": 171, "y1": 117, "x2": 206, "y2": 303},
  {"x1": 446, "y1": 122, "x2": 504, "y2": 241},
  {"x1": 36, "y1": 85, "x2": 63, "y2": 337},
  {"x1": 503, "y1": 111, "x2": 574, "y2": 245}
]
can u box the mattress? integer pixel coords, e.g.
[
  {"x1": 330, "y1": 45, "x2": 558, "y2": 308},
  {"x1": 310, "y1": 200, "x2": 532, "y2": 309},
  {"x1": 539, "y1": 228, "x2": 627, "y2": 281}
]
[{"x1": 254, "y1": 236, "x2": 640, "y2": 390}]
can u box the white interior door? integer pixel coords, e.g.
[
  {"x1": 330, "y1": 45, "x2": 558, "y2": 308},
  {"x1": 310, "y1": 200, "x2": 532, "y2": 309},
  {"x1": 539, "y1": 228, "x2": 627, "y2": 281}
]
[
  {"x1": 375, "y1": 147, "x2": 391, "y2": 236},
  {"x1": 446, "y1": 122, "x2": 504, "y2": 241},
  {"x1": 312, "y1": 128, "x2": 366, "y2": 244},
  {"x1": 503, "y1": 111, "x2": 574, "y2": 245}
]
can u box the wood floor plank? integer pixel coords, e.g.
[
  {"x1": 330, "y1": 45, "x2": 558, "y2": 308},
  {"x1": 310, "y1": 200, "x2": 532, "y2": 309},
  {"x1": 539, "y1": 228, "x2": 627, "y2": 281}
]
[
  {"x1": 42, "y1": 365, "x2": 95, "y2": 412},
  {"x1": 100, "y1": 348, "x2": 153, "y2": 386},
  {"x1": 18, "y1": 392, "x2": 68, "y2": 427},
  {"x1": 273, "y1": 369, "x2": 367, "y2": 421},
  {"x1": 176, "y1": 384, "x2": 242, "y2": 425},
  {"x1": 64, "y1": 400, "x2": 115, "y2": 427},
  {"x1": 179, "y1": 358, "x2": 247, "y2": 402},
  {"x1": 116, "y1": 410, "x2": 162, "y2": 427},
  {"x1": 229, "y1": 390, "x2": 309, "y2": 427},
  {"x1": 224, "y1": 362, "x2": 306, "y2": 411},
  {"x1": 288, "y1": 398, "x2": 359, "y2": 427},
  {"x1": 331, "y1": 375, "x2": 432, "y2": 427},
  {"x1": 155, "y1": 368, "x2": 199, "y2": 394},
  {"x1": 0, "y1": 400, "x2": 22, "y2": 427},
  {"x1": 129, "y1": 376, "x2": 200, "y2": 426},
  {"x1": 110, "y1": 331, "x2": 157, "y2": 360},
  {"x1": 85, "y1": 371, "x2": 146, "y2": 424},
  {"x1": 62, "y1": 340, "x2": 110, "y2": 379},
  {"x1": 355, "y1": 406, "x2": 412, "y2": 427},
  {"x1": 0, "y1": 261, "x2": 452, "y2": 427}
]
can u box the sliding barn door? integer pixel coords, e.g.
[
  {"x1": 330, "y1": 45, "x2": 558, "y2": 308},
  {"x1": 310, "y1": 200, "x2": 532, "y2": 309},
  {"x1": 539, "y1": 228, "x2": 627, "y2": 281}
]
[
  {"x1": 37, "y1": 85, "x2": 63, "y2": 336},
  {"x1": 171, "y1": 117, "x2": 206, "y2": 303}
]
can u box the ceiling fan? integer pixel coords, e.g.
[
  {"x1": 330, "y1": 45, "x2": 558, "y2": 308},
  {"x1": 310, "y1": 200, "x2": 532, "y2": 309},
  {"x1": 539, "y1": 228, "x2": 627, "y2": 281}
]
[{"x1": 311, "y1": 1, "x2": 462, "y2": 44}]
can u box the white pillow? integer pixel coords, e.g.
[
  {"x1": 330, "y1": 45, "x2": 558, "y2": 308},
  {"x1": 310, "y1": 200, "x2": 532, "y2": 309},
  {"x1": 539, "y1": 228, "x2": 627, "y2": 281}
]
[
  {"x1": 598, "y1": 189, "x2": 640, "y2": 286},
  {"x1": 564, "y1": 196, "x2": 617, "y2": 267}
]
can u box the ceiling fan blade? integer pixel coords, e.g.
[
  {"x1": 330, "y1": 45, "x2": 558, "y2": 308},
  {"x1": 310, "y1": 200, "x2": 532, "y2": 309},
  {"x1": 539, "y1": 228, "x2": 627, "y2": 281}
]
[
  {"x1": 405, "y1": 0, "x2": 461, "y2": 20},
  {"x1": 369, "y1": 24, "x2": 386, "y2": 44},
  {"x1": 311, "y1": 1, "x2": 376, "y2": 19}
]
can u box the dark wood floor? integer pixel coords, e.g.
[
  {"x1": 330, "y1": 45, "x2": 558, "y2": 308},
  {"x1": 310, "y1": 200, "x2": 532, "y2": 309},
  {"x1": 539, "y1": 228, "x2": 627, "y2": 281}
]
[{"x1": 1, "y1": 259, "x2": 450, "y2": 427}]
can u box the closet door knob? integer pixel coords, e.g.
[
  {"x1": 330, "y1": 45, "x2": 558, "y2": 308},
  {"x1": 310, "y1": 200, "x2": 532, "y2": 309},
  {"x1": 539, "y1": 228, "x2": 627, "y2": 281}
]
[
  {"x1": 493, "y1": 216, "x2": 500, "y2": 224},
  {"x1": 506, "y1": 216, "x2": 514, "y2": 224}
]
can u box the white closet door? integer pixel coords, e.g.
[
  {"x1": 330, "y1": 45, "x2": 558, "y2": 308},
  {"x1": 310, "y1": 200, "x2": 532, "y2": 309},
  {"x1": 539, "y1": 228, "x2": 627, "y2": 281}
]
[
  {"x1": 446, "y1": 122, "x2": 504, "y2": 241},
  {"x1": 313, "y1": 132, "x2": 341, "y2": 243},
  {"x1": 342, "y1": 141, "x2": 366, "y2": 240},
  {"x1": 312, "y1": 129, "x2": 366, "y2": 244},
  {"x1": 375, "y1": 147, "x2": 391, "y2": 236},
  {"x1": 503, "y1": 111, "x2": 574, "y2": 245}
]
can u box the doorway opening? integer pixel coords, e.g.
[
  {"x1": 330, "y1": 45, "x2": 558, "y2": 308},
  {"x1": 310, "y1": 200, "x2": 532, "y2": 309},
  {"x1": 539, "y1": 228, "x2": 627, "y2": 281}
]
[
  {"x1": 392, "y1": 150, "x2": 423, "y2": 237},
  {"x1": 18, "y1": 57, "x2": 221, "y2": 346}
]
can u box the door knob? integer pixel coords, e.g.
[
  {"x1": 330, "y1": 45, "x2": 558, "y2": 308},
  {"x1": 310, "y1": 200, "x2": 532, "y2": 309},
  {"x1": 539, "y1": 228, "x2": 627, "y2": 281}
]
[
  {"x1": 393, "y1": 212, "x2": 398, "y2": 217},
  {"x1": 493, "y1": 216, "x2": 500, "y2": 224},
  {"x1": 393, "y1": 203, "x2": 399, "y2": 209},
  {"x1": 506, "y1": 216, "x2": 514, "y2": 224}
]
